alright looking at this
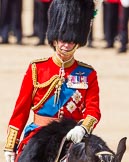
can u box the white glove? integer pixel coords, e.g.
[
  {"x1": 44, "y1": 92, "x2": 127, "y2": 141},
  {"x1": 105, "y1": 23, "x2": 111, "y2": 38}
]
[
  {"x1": 66, "y1": 126, "x2": 86, "y2": 143},
  {"x1": 4, "y1": 151, "x2": 16, "y2": 162},
  {"x1": 121, "y1": 0, "x2": 129, "y2": 7}
]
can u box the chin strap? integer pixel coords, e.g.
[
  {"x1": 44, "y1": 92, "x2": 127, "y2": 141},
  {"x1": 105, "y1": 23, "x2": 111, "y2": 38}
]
[
  {"x1": 55, "y1": 41, "x2": 79, "y2": 56},
  {"x1": 55, "y1": 52, "x2": 74, "y2": 64}
]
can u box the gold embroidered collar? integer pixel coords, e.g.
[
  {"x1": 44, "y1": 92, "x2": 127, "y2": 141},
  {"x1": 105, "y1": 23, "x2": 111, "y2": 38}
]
[{"x1": 52, "y1": 53, "x2": 75, "y2": 68}]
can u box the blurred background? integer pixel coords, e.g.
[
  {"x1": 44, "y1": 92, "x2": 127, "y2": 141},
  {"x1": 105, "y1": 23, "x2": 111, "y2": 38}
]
[{"x1": 0, "y1": 0, "x2": 129, "y2": 161}]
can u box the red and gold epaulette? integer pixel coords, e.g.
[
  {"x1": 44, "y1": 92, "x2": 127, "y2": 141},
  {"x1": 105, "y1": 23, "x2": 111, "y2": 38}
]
[
  {"x1": 77, "y1": 61, "x2": 94, "y2": 70},
  {"x1": 31, "y1": 58, "x2": 49, "y2": 64}
]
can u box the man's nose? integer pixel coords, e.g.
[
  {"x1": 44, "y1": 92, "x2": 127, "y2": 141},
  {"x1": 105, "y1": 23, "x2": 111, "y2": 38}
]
[{"x1": 64, "y1": 43, "x2": 69, "y2": 47}]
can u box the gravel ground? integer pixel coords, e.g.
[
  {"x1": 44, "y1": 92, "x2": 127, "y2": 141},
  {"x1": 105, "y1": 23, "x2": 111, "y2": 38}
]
[{"x1": 0, "y1": 0, "x2": 129, "y2": 161}]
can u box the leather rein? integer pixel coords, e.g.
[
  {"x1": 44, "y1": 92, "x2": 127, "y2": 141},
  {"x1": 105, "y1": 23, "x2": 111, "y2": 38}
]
[{"x1": 54, "y1": 136, "x2": 73, "y2": 162}]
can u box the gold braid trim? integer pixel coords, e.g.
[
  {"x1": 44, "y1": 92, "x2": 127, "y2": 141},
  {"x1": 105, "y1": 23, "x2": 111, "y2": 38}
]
[
  {"x1": 4, "y1": 126, "x2": 19, "y2": 152},
  {"x1": 52, "y1": 53, "x2": 75, "y2": 68},
  {"x1": 32, "y1": 63, "x2": 59, "y2": 88},
  {"x1": 81, "y1": 115, "x2": 98, "y2": 134},
  {"x1": 32, "y1": 77, "x2": 60, "y2": 110},
  {"x1": 32, "y1": 63, "x2": 37, "y2": 87}
]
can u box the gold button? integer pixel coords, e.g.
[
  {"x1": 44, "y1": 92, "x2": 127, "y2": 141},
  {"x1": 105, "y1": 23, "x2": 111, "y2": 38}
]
[{"x1": 10, "y1": 135, "x2": 15, "y2": 138}]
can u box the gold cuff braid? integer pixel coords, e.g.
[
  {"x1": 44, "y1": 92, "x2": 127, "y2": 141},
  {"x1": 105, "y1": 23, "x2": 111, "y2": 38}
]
[
  {"x1": 81, "y1": 115, "x2": 98, "y2": 134},
  {"x1": 4, "y1": 125, "x2": 19, "y2": 152}
]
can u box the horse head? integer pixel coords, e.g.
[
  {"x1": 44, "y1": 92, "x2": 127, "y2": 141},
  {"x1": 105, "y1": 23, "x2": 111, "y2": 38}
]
[
  {"x1": 94, "y1": 137, "x2": 127, "y2": 162},
  {"x1": 67, "y1": 136, "x2": 127, "y2": 162}
]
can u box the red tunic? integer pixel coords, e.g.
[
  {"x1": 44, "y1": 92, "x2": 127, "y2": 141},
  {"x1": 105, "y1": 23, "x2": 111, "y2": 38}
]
[{"x1": 8, "y1": 56, "x2": 101, "y2": 151}]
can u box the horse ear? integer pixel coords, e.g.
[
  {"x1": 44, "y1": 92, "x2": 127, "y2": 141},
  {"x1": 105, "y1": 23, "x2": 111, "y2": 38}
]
[{"x1": 115, "y1": 137, "x2": 127, "y2": 162}]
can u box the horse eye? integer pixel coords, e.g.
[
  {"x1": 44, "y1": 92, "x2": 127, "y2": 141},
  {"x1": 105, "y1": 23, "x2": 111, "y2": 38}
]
[
  {"x1": 97, "y1": 154, "x2": 115, "y2": 162},
  {"x1": 104, "y1": 155, "x2": 115, "y2": 162}
]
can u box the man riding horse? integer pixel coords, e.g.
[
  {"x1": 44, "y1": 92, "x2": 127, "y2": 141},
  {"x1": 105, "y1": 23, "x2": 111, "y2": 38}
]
[{"x1": 4, "y1": 0, "x2": 103, "y2": 161}]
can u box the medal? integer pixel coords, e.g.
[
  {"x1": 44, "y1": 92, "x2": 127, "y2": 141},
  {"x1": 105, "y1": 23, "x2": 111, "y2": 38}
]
[{"x1": 67, "y1": 71, "x2": 88, "y2": 89}]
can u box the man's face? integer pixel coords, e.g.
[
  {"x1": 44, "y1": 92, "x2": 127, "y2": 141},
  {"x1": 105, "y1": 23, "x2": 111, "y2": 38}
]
[
  {"x1": 57, "y1": 40, "x2": 76, "y2": 53},
  {"x1": 54, "y1": 40, "x2": 76, "y2": 61}
]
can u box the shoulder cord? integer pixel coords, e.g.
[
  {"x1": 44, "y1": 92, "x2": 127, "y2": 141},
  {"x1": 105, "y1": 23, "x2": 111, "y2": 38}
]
[
  {"x1": 31, "y1": 63, "x2": 60, "y2": 110},
  {"x1": 32, "y1": 63, "x2": 59, "y2": 88},
  {"x1": 32, "y1": 77, "x2": 60, "y2": 110}
]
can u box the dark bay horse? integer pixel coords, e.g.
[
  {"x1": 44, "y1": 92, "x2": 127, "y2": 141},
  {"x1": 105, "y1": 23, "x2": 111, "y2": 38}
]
[{"x1": 18, "y1": 118, "x2": 127, "y2": 162}]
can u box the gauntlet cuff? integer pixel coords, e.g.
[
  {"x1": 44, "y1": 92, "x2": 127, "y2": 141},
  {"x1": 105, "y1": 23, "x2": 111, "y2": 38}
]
[
  {"x1": 4, "y1": 125, "x2": 19, "y2": 152},
  {"x1": 81, "y1": 115, "x2": 98, "y2": 134}
]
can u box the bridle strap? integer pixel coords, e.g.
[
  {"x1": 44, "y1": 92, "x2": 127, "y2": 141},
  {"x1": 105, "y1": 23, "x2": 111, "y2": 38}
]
[
  {"x1": 54, "y1": 121, "x2": 81, "y2": 162},
  {"x1": 54, "y1": 136, "x2": 74, "y2": 162},
  {"x1": 54, "y1": 136, "x2": 67, "y2": 162},
  {"x1": 60, "y1": 142, "x2": 74, "y2": 162},
  {"x1": 95, "y1": 151, "x2": 114, "y2": 162},
  {"x1": 95, "y1": 151, "x2": 114, "y2": 156}
]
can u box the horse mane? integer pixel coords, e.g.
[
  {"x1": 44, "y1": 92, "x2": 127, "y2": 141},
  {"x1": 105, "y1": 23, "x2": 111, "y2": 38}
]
[
  {"x1": 18, "y1": 118, "x2": 77, "y2": 162},
  {"x1": 18, "y1": 118, "x2": 118, "y2": 162}
]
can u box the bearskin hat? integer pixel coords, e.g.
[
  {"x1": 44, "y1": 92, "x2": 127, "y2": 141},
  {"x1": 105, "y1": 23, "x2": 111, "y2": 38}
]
[{"x1": 47, "y1": 0, "x2": 95, "y2": 47}]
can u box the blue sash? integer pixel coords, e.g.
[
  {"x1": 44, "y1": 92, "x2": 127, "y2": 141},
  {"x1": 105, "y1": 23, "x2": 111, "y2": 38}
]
[
  {"x1": 37, "y1": 65, "x2": 92, "y2": 116},
  {"x1": 24, "y1": 123, "x2": 38, "y2": 137},
  {"x1": 37, "y1": 82, "x2": 76, "y2": 116}
]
